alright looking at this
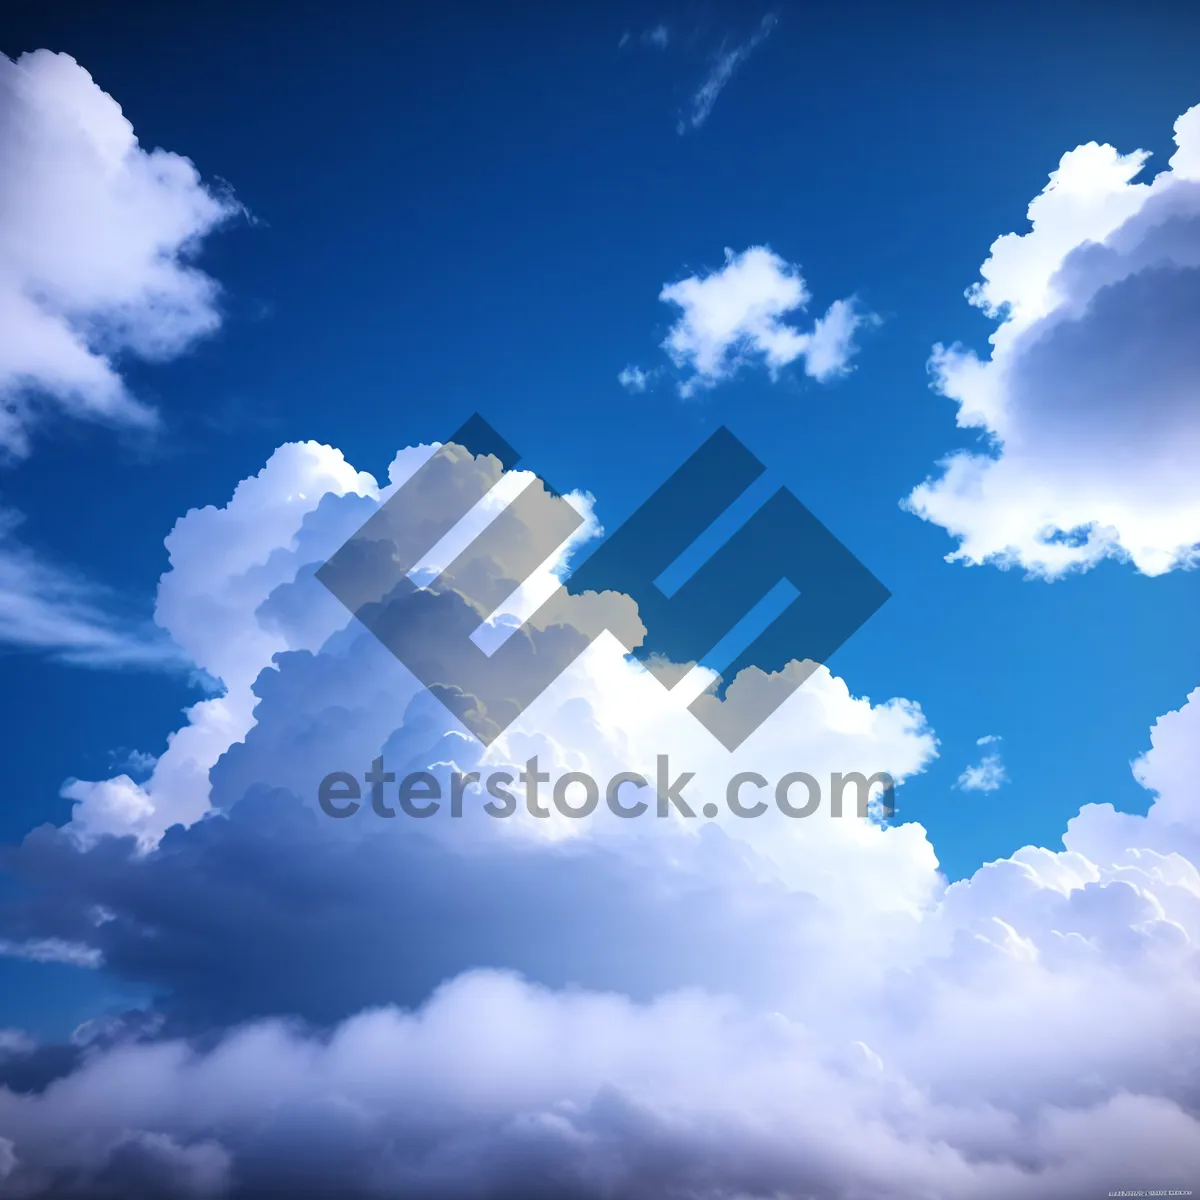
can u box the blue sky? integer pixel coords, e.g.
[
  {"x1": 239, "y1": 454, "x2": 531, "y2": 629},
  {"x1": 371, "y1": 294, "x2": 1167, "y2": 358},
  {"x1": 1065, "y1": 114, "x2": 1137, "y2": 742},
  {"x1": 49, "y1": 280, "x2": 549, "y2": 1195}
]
[
  {"x1": 1, "y1": 3, "x2": 1199, "y2": 1196},
  {"x1": 3, "y1": 0, "x2": 1197, "y2": 869}
]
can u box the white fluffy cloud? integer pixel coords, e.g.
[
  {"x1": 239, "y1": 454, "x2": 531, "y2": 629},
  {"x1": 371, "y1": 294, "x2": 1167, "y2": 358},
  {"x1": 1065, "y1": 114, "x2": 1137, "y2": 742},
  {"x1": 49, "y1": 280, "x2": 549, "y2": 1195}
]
[
  {"x1": 908, "y1": 102, "x2": 1200, "y2": 577},
  {"x1": 62, "y1": 439, "x2": 380, "y2": 846},
  {"x1": 1, "y1": 435, "x2": 1197, "y2": 1196},
  {"x1": 0, "y1": 49, "x2": 238, "y2": 459},
  {"x1": 59, "y1": 435, "x2": 933, "y2": 874},
  {"x1": 3, "y1": 676, "x2": 1198, "y2": 1195},
  {"x1": 0, "y1": 432, "x2": 1195, "y2": 1190},
  {"x1": 659, "y1": 246, "x2": 867, "y2": 396}
]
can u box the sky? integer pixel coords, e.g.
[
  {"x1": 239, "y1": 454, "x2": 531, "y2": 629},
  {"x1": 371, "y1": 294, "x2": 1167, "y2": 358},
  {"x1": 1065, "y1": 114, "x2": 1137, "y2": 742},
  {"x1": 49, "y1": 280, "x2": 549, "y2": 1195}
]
[{"x1": 1, "y1": 2, "x2": 1199, "y2": 1197}]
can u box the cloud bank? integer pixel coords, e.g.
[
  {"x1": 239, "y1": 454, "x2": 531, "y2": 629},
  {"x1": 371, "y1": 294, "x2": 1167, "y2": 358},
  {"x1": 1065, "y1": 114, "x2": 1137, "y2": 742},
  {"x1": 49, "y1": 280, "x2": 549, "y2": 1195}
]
[
  {"x1": 956, "y1": 735, "x2": 1008, "y2": 793},
  {"x1": 908, "y1": 102, "x2": 1200, "y2": 577},
  {"x1": 0, "y1": 434, "x2": 1196, "y2": 1197}
]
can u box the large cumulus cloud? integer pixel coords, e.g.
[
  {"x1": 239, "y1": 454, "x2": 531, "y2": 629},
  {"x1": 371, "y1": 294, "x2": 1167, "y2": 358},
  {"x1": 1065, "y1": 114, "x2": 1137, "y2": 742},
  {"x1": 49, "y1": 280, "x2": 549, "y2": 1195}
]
[
  {"x1": 0, "y1": 436, "x2": 1197, "y2": 1197},
  {"x1": 907, "y1": 101, "x2": 1200, "y2": 577}
]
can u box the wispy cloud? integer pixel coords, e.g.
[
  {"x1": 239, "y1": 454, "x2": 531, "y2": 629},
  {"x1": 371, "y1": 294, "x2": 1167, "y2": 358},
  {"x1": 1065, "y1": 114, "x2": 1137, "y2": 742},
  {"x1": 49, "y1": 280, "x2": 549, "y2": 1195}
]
[
  {"x1": 619, "y1": 24, "x2": 670, "y2": 50},
  {"x1": 955, "y1": 735, "x2": 1009, "y2": 792},
  {"x1": 0, "y1": 510, "x2": 185, "y2": 670},
  {"x1": 678, "y1": 13, "x2": 777, "y2": 134},
  {"x1": 617, "y1": 364, "x2": 653, "y2": 393},
  {"x1": 0, "y1": 50, "x2": 240, "y2": 461},
  {"x1": 0, "y1": 938, "x2": 103, "y2": 968}
]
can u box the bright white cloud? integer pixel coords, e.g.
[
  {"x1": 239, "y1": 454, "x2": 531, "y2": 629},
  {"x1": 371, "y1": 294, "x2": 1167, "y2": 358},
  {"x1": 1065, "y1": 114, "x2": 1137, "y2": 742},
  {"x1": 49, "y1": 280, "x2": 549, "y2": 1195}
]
[
  {"x1": 907, "y1": 102, "x2": 1200, "y2": 577},
  {"x1": 62, "y1": 439, "x2": 379, "y2": 846},
  {"x1": 659, "y1": 246, "x2": 866, "y2": 396},
  {"x1": 678, "y1": 14, "x2": 777, "y2": 134},
  {"x1": 0, "y1": 50, "x2": 239, "y2": 459}
]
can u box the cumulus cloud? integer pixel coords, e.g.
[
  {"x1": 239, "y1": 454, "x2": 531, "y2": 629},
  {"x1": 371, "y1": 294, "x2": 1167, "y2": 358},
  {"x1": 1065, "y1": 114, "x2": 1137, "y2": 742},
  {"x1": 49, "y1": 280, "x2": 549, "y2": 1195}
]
[
  {"x1": 678, "y1": 14, "x2": 777, "y2": 134},
  {"x1": 0, "y1": 49, "x2": 239, "y2": 459},
  {"x1": 1, "y1": 433, "x2": 1197, "y2": 1196},
  {"x1": 61, "y1": 439, "x2": 379, "y2": 846},
  {"x1": 907, "y1": 101, "x2": 1200, "y2": 577},
  {"x1": 2, "y1": 686, "x2": 1198, "y2": 1196},
  {"x1": 659, "y1": 246, "x2": 867, "y2": 396}
]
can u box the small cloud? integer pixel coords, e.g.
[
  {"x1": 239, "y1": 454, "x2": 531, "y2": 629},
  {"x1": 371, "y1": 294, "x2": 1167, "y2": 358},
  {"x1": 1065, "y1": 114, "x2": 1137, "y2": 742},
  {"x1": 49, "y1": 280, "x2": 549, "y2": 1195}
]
[
  {"x1": 678, "y1": 13, "x2": 777, "y2": 134},
  {"x1": 618, "y1": 30, "x2": 631, "y2": 48},
  {"x1": 0, "y1": 938, "x2": 103, "y2": 968},
  {"x1": 642, "y1": 24, "x2": 670, "y2": 48},
  {"x1": 618, "y1": 365, "x2": 652, "y2": 393},
  {"x1": 956, "y1": 738, "x2": 1008, "y2": 792},
  {"x1": 108, "y1": 748, "x2": 158, "y2": 779},
  {"x1": 658, "y1": 246, "x2": 868, "y2": 396}
]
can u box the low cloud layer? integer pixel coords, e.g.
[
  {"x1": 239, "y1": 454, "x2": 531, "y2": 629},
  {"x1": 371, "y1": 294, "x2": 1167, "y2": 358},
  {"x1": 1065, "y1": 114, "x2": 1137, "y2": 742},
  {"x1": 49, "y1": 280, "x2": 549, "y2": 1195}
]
[{"x1": 908, "y1": 102, "x2": 1200, "y2": 577}]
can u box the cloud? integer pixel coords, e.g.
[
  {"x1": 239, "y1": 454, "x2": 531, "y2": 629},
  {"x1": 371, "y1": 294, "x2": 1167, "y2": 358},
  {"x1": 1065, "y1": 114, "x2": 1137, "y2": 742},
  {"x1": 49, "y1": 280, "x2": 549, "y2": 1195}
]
[
  {"x1": 617, "y1": 364, "x2": 651, "y2": 392},
  {"x1": 642, "y1": 24, "x2": 669, "y2": 48},
  {"x1": 955, "y1": 735, "x2": 1009, "y2": 792},
  {"x1": 0, "y1": 50, "x2": 239, "y2": 460},
  {"x1": 1, "y1": 434, "x2": 1198, "y2": 1196},
  {"x1": 678, "y1": 14, "x2": 776, "y2": 134},
  {"x1": 956, "y1": 758, "x2": 1007, "y2": 793},
  {"x1": 906, "y1": 101, "x2": 1200, "y2": 577},
  {"x1": 0, "y1": 938, "x2": 101, "y2": 968},
  {"x1": 2, "y1": 687, "x2": 1199, "y2": 1196},
  {"x1": 2, "y1": 952, "x2": 1196, "y2": 1200},
  {"x1": 659, "y1": 246, "x2": 867, "y2": 396},
  {"x1": 0, "y1": 509, "x2": 186, "y2": 668},
  {"x1": 60, "y1": 439, "x2": 379, "y2": 846}
]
